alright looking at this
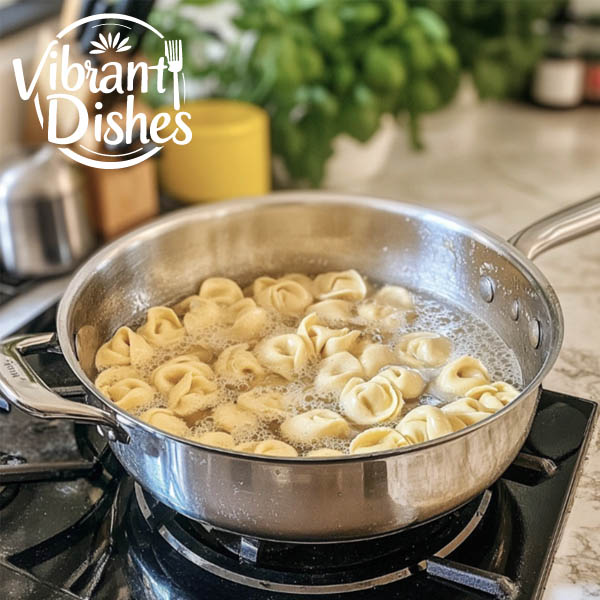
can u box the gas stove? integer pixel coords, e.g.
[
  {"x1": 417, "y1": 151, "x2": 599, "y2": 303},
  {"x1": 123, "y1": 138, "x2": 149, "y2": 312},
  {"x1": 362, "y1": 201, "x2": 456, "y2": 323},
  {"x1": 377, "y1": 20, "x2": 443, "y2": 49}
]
[{"x1": 0, "y1": 293, "x2": 596, "y2": 600}]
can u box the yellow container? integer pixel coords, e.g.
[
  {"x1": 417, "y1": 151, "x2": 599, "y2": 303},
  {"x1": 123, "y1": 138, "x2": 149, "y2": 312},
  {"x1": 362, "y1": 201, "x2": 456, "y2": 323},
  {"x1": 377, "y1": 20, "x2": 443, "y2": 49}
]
[{"x1": 159, "y1": 100, "x2": 271, "y2": 203}]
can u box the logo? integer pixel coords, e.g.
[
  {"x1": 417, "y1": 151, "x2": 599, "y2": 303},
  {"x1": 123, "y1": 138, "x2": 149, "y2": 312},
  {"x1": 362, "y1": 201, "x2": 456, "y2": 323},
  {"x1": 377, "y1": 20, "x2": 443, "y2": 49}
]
[
  {"x1": 2, "y1": 357, "x2": 26, "y2": 382},
  {"x1": 12, "y1": 13, "x2": 192, "y2": 169}
]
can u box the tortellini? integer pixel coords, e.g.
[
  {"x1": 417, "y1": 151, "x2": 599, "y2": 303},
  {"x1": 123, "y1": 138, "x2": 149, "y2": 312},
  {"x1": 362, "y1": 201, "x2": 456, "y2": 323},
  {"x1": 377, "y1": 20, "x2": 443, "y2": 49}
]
[
  {"x1": 140, "y1": 408, "x2": 190, "y2": 437},
  {"x1": 314, "y1": 352, "x2": 364, "y2": 394},
  {"x1": 396, "y1": 331, "x2": 452, "y2": 368},
  {"x1": 281, "y1": 409, "x2": 350, "y2": 443},
  {"x1": 283, "y1": 273, "x2": 314, "y2": 294},
  {"x1": 178, "y1": 344, "x2": 213, "y2": 364},
  {"x1": 236, "y1": 439, "x2": 298, "y2": 457},
  {"x1": 138, "y1": 307, "x2": 185, "y2": 347},
  {"x1": 182, "y1": 298, "x2": 222, "y2": 334},
  {"x1": 173, "y1": 294, "x2": 202, "y2": 316},
  {"x1": 253, "y1": 276, "x2": 313, "y2": 316},
  {"x1": 95, "y1": 366, "x2": 139, "y2": 392},
  {"x1": 465, "y1": 381, "x2": 519, "y2": 410},
  {"x1": 357, "y1": 301, "x2": 408, "y2": 330},
  {"x1": 306, "y1": 448, "x2": 344, "y2": 457},
  {"x1": 313, "y1": 269, "x2": 367, "y2": 301},
  {"x1": 357, "y1": 285, "x2": 416, "y2": 330},
  {"x1": 199, "y1": 277, "x2": 243, "y2": 307},
  {"x1": 94, "y1": 268, "x2": 521, "y2": 457},
  {"x1": 376, "y1": 366, "x2": 425, "y2": 400},
  {"x1": 212, "y1": 403, "x2": 259, "y2": 434},
  {"x1": 255, "y1": 334, "x2": 313, "y2": 380},
  {"x1": 441, "y1": 397, "x2": 494, "y2": 425},
  {"x1": 305, "y1": 299, "x2": 354, "y2": 323},
  {"x1": 357, "y1": 301, "x2": 394, "y2": 322},
  {"x1": 435, "y1": 356, "x2": 490, "y2": 396},
  {"x1": 214, "y1": 344, "x2": 264, "y2": 384},
  {"x1": 152, "y1": 357, "x2": 218, "y2": 416},
  {"x1": 297, "y1": 313, "x2": 360, "y2": 357},
  {"x1": 152, "y1": 354, "x2": 214, "y2": 383},
  {"x1": 193, "y1": 431, "x2": 235, "y2": 449},
  {"x1": 95, "y1": 327, "x2": 153, "y2": 369},
  {"x1": 226, "y1": 298, "x2": 268, "y2": 340},
  {"x1": 152, "y1": 353, "x2": 205, "y2": 374},
  {"x1": 372, "y1": 285, "x2": 414, "y2": 310},
  {"x1": 237, "y1": 389, "x2": 289, "y2": 421},
  {"x1": 396, "y1": 405, "x2": 465, "y2": 444},
  {"x1": 101, "y1": 377, "x2": 155, "y2": 412},
  {"x1": 340, "y1": 377, "x2": 403, "y2": 425},
  {"x1": 356, "y1": 342, "x2": 397, "y2": 378},
  {"x1": 349, "y1": 427, "x2": 410, "y2": 454}
]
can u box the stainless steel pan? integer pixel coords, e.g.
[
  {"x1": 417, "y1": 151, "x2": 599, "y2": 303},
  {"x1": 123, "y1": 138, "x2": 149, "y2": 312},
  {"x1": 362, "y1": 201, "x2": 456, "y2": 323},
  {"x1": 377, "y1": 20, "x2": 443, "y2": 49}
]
[{"x1": 1, "y1": 192, "x2": 599, "y2": 542}]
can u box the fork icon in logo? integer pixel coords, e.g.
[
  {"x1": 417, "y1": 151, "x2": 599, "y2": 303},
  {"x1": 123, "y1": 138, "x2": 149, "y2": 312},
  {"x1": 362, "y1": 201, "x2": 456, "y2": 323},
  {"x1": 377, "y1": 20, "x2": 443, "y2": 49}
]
[{"x1": 165, "y1": 40, "x2": 183, "y2": 110}]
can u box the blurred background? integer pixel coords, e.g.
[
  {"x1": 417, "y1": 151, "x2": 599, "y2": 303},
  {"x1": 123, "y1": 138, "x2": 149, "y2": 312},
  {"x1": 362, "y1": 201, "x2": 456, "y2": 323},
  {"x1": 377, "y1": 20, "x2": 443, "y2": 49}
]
[
  {"x1": 0, "y1": 0, "x2": 599, "y2": 266},
  {"x1": 142, "y1": 0, "x2": 600, "y2": 186}
]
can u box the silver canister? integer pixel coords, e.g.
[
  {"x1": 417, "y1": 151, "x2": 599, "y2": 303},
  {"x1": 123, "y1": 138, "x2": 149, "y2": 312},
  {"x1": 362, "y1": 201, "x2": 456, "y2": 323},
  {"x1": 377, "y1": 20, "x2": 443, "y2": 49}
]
[{"x1": 0, "y1": 145, "x2": 96, "y2": 277}]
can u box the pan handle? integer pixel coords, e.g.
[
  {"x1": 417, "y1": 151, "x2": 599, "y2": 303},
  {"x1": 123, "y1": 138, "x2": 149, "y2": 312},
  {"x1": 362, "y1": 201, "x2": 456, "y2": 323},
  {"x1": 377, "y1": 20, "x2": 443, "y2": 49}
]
[
  {"x1": 0, "y1": 333, "x2": 129, "y2": 443},
  {"x1": 509, "y1": 193, "x2": 600, "y2": 260}
]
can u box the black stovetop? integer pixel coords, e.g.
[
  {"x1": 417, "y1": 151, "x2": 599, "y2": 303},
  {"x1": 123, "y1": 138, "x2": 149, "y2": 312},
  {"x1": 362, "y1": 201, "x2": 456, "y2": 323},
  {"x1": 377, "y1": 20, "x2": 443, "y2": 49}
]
[{"x1": 0, "y1": 301, "x2": 597, "y2": 600}]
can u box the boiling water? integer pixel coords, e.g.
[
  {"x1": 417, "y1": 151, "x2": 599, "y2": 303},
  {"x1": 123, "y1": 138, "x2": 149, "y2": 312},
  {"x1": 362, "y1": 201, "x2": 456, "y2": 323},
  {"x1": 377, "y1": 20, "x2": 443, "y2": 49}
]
[{"x1": 105, "y1": 281, "x2": 523, "y2": 456}]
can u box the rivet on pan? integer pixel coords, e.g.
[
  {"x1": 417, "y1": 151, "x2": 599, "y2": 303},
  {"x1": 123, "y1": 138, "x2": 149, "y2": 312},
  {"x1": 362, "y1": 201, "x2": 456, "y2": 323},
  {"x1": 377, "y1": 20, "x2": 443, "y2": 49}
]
[
  {"x1": 96, "y1": 425, "x2": 105, "y2": 438},
  {"x1": 528, "y1": 319, "x2": 541, "y2": 349},
  {"x1": 510, "y1": 299, "x2": 520, "y2": 321},
  {"x1": 106, "y1": 429, "x2": 118, "y2": 442},
  {"x1": 479, "y1": 276, "x2": 495, "y2": 303}
]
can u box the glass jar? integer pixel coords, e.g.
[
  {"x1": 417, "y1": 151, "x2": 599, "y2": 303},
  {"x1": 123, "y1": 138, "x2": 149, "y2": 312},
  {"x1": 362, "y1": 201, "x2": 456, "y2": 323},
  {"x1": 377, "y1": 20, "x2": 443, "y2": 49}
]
[{"x1": 531, "y1": 25, "x2": 586, "y2": 108}]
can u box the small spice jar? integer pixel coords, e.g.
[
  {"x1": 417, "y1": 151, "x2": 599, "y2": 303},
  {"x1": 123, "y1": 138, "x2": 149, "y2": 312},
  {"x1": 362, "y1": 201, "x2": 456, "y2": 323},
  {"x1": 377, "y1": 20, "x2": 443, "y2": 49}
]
[{"x1": 531, "y1": 25, "x2": 586, "y2": 108}]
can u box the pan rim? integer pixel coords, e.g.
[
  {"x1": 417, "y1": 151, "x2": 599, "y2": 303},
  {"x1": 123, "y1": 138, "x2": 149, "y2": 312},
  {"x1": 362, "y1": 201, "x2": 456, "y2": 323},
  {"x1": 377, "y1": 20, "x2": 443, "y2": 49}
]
[{"x1": 56, "y1": 190, "x2": 564, "y2": 463}]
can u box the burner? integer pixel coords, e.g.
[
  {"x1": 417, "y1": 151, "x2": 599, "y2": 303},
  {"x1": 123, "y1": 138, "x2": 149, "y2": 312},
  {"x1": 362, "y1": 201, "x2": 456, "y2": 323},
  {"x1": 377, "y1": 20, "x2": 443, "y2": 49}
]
[
  {"x1": 124, "y1": 479, "x2": 526, "y2": 599},
  {"x1": 132, "y1": 483, "x2": 517, "y2": 595}
]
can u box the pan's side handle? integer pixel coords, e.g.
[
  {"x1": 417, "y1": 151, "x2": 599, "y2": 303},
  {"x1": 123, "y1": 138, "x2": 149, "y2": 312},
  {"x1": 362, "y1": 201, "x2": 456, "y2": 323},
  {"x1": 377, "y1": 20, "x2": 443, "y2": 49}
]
[
  {"x1": 509, "y1": 193, "x2": 600, "y2": 260},
  {"x1": 0, "y1": 333, "x2": 129, "y2": 443}
]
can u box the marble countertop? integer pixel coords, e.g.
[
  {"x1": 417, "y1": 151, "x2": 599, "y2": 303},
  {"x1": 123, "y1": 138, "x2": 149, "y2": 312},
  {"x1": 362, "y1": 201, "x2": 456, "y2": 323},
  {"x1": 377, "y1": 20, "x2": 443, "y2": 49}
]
[{"x1": 327, "y1": 94, "x2": 600, "y2": 599}]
